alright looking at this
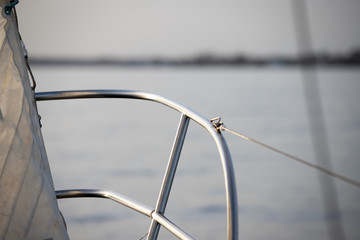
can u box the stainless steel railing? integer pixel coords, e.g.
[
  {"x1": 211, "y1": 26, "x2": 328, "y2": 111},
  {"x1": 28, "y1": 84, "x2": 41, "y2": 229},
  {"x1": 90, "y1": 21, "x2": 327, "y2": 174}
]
[{"x1": 35, "y1": 89, "x2": 238, "y2": 240}]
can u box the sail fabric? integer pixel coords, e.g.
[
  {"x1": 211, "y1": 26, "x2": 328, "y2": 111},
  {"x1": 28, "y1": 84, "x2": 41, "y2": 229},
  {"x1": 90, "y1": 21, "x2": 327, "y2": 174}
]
[{"x1": 0, "y1": 2, "x2": 69, "y2": 240}]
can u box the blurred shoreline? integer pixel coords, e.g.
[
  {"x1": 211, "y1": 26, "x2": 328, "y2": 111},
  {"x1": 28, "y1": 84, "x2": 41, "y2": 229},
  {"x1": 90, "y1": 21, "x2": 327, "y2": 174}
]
[{"x1": 29, "y1": 50, "x2": 360, "y2": 68}]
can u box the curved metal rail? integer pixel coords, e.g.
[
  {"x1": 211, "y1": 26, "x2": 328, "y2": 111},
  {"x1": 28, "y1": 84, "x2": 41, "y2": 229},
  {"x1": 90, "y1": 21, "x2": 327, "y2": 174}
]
[
  {"x1": 35, "y1": 89, "x2": 238, "y2": 240},
  {"x1": 56, "y1": 189, "x2": 194, "y2": 240}
]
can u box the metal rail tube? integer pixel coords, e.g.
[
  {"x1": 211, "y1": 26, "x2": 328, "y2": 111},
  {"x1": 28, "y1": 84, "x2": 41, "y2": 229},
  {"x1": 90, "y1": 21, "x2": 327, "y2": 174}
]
[
  {"x1": 36, "y1": 90, "x2": 211, "y2": 128},
  {"x1": 151, "y1": 212, "x2": 195, "y2": 240},
  {"x1": 36, "y1": 90, "x2": 238, "y2": 240},
  {"x1": 56, "y1": 189, "x2": 154, "y2": 217},
  {"x1": 147, "y1": 114, "x2": 190, "y2": 240}
]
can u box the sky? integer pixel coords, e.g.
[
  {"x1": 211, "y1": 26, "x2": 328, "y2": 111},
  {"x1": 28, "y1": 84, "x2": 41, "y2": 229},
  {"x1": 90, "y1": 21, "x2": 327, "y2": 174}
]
[{"x1": 16, "y1": 0, "x2": 360, "y2": 58}]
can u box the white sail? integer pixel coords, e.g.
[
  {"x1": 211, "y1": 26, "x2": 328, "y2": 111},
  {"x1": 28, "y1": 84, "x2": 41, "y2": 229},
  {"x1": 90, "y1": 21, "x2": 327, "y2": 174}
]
[{"x1": 0, "y1": 1, "x2": 69, "y2": 239}]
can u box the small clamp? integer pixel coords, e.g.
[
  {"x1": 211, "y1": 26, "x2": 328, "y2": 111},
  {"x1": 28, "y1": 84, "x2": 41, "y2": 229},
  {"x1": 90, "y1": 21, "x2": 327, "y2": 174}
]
[
  {"x1": 210, "y1": 117, "x2": 225, "y2": 132},
  {"x1": 4, "y1": 0, "x2": 19, "y2": 15}
]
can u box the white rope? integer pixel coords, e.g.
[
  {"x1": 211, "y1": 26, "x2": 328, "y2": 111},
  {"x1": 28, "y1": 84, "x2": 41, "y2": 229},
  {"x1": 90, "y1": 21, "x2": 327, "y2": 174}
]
[{"x1": 219, "y1": 125, "x2": 360, "y2": 189}]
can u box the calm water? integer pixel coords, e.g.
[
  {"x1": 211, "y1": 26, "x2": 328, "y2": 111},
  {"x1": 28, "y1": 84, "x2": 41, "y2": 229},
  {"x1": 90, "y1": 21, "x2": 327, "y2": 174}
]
[{"x1": 34, "y1": 66, "x2": 360, "y2": 240}]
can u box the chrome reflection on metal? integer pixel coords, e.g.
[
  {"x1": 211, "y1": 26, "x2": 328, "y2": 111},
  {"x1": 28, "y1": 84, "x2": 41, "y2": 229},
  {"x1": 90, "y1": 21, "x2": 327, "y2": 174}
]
[
  {"x1": 151, "y1": 212, "x2": 194, "y2": 240},
  {"x1": 56, "y1": 189, "x2": 153, "y2": 217},
  {"x1": 55, "y1": 189, "x2": 194, "y2": 240},
  {"x1": 36, "y1": 89, "x2": 238, "y2": 240},
  {"x1": 147, "y1": 113, "x2": 190, "y2": 240}
]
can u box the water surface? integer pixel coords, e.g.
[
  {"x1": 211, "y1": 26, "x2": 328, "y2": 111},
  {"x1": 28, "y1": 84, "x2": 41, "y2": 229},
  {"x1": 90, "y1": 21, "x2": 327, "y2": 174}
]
[{"x1": 34, "y1": 67, "x2": 360, "y2": 240}]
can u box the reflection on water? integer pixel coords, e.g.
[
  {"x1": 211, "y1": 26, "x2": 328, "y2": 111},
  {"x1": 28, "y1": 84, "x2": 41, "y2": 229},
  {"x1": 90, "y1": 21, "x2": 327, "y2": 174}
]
[{"x1": 35, "y1": 67, "x2": 360, "y2": 240}]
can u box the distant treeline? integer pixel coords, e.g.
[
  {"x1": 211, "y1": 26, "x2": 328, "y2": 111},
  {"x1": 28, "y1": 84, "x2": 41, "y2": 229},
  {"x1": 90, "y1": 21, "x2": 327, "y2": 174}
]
[{"x1": 29, "y1": 49, "x2": 360, "y2": 67}]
